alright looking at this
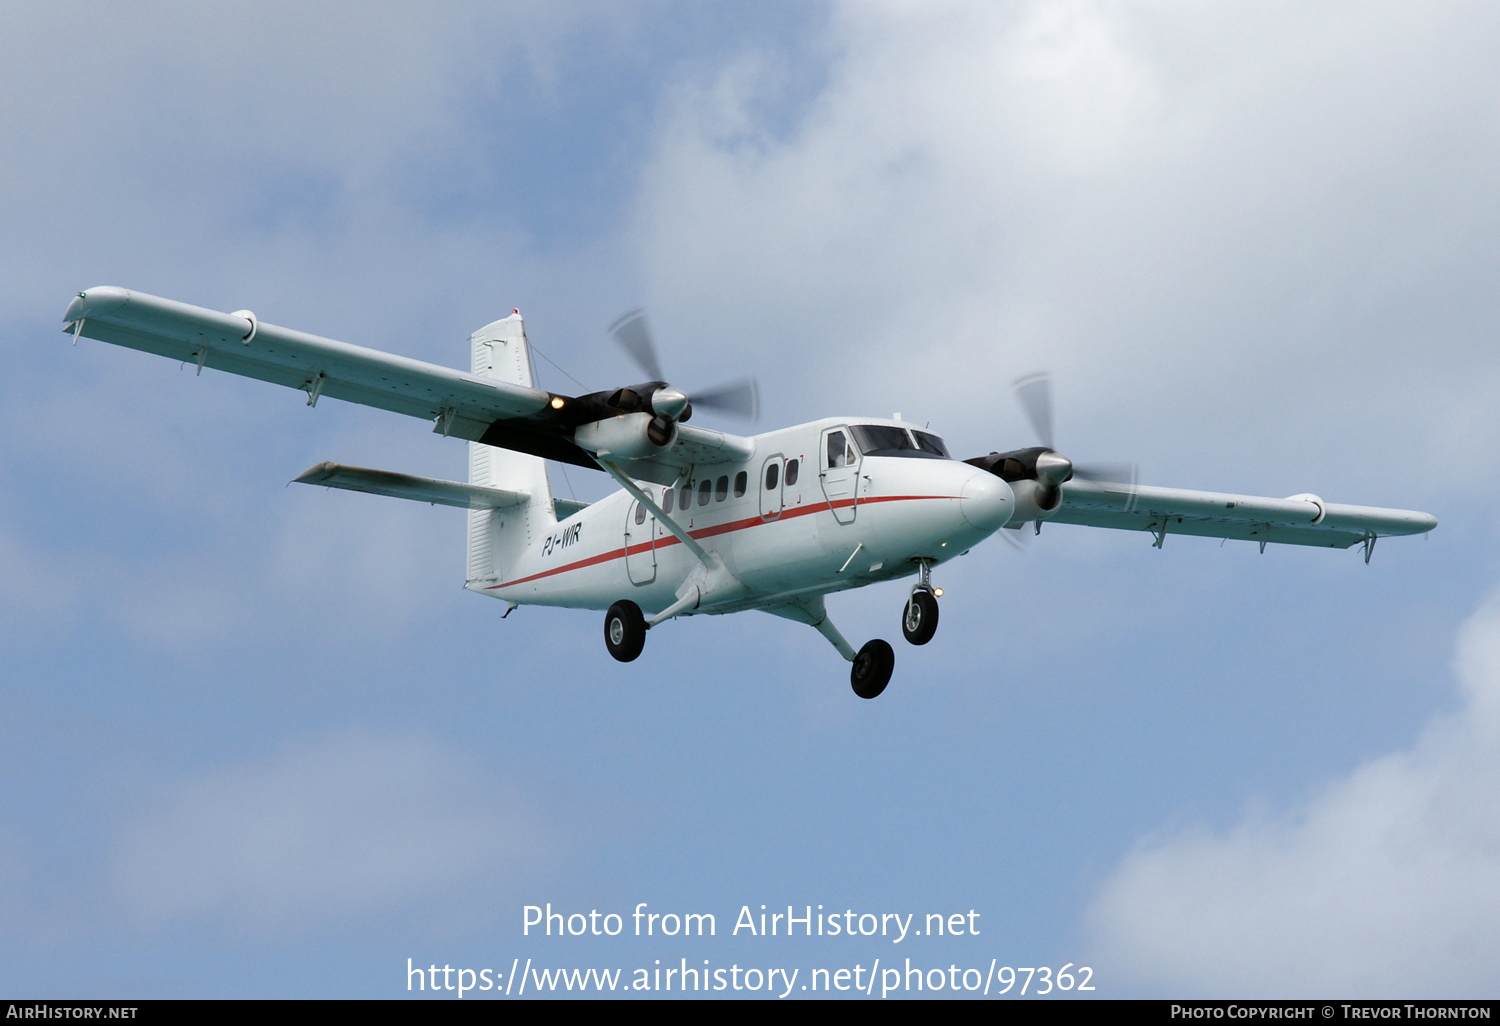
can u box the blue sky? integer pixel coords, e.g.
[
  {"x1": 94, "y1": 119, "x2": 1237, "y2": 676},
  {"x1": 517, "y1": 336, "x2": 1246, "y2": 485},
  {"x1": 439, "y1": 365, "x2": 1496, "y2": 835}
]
[{"x1": 3, "y1": 1, "x2": 1499, "y2": 998}]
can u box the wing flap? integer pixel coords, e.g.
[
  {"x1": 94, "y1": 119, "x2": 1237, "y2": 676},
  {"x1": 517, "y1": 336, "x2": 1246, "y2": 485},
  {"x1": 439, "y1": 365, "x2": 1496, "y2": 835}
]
[
  {"x1": 293, "y1": 462, "x2": 529, "y2": 509},
  {"x1": 1053, "y1": 479, "x2": 1437, "y2": 548}
]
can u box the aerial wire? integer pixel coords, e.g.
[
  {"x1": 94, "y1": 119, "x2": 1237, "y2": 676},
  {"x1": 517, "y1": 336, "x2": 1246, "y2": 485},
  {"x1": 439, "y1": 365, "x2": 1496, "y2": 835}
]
[{"x1": 518, "y1": 338, "x2": 584, "y2": 503}]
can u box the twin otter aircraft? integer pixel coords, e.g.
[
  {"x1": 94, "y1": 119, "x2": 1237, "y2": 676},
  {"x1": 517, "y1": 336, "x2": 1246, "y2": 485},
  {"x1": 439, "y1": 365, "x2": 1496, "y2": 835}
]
[{"x1": 63, "y1": 288, "x2": 1438, "y2": 699}]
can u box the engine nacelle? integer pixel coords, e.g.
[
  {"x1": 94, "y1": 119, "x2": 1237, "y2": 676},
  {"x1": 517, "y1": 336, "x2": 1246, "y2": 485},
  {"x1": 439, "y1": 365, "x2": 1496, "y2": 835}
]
[
  {"x1": 966, "y1": 446, "x2": 1071, "y2": 527},
  {"x1": 1003, "y1": 478, "x2": 1063, "y2": 527},
  {"x1": 573, "y1": 412, "x2": 677, "y2": 459}
]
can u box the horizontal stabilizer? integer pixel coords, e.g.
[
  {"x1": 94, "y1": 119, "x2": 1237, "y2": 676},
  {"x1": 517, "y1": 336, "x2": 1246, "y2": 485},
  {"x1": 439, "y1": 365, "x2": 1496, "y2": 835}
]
[
  {"x1": 294, "y1": 462, "x2": 529, "y2": 509},
  {"x1": 553, "y1": 498, "x2": 590, "y2": 521}
]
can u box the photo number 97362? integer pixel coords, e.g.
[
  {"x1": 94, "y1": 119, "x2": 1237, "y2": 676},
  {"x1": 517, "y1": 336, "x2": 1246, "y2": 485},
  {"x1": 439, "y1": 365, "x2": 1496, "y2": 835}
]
[{"x1": 994, "y1": 964, "x2": 1094, "y2": 995}]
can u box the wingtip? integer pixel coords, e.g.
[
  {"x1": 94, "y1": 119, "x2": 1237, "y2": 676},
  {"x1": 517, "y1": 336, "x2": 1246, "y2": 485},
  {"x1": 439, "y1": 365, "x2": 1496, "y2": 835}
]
[
  {"x1": 292, "y1": 461, "x2": 339, "y2": 485},
  {"x1": 64, "y1": 286, "x2": 131, "y2": 324}
]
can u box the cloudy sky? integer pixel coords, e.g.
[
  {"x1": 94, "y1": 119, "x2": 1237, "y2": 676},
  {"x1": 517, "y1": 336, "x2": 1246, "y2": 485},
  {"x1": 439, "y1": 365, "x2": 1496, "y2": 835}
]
[{"x1": 3, "y1": 0, "x2": 1498, "y2": 998}]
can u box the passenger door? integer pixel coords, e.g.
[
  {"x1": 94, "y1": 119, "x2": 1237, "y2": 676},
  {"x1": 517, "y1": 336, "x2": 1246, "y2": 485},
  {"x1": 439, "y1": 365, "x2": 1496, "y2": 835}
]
[
  {"x1": 759, "y1": 455, "x2": 784, "y2": 520},
  {"x1": 819, "y1": 427, "x2": 859, "y2": 525},
  {"x1": 625, "y1": 498, "x2": 656, "y2": 584}
]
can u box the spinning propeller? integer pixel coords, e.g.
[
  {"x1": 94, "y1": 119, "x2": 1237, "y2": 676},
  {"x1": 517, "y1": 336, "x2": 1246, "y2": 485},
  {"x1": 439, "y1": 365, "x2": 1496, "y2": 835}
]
[
  {"x1": 553, "y1": 309, "x2": 760, "y2": 453},
  {"x1": 608, "y1": 309, "x2": 760, "y2": 423},
  {"x1": 967, "y1": 371, "x2": 1138, "y2": 544},
  {"x1": 1011, "y1": 371, "x2": 1138, "y2": 490}
]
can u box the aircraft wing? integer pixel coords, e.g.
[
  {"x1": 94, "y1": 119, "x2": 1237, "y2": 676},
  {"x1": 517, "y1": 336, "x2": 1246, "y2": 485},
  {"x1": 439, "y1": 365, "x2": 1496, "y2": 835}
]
[
  {"x1": 65, "y1": 286, "x2": 551, "y2": 427},
  {"x1": 64, "y1": 287, "x2": 752, "y2": 479},
  {"x1": 1050, "y1": 478, "x2": 1437, "y2": 552}
]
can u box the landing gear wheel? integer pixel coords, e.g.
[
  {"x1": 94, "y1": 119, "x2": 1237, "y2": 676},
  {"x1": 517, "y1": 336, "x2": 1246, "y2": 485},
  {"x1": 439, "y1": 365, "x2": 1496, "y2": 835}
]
[
  {"x1": 603, "y1": 600, "x2": 647, "y2": 662},
  {"x1": 850, "y1": 639, "x2": 895, "y2": 699},
  {"x1": 902, "y1": 589, "x2": 939, "y2": 646}
]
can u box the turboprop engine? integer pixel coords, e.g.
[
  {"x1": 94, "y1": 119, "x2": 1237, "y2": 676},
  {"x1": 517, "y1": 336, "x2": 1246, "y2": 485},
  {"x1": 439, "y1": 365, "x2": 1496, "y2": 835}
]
[
  {"x1": 567, "y1": 309, "x2": 761, "y2": 461},
  {"x1": 965, "y1": 371, "x2": 1140, "y2": 528},
  {"x1": 573, "y1": 386, "x2": 685, "y2": 458},
  {"x1": 965, "y1": 446, "x2": 1073, "y2": 525}
]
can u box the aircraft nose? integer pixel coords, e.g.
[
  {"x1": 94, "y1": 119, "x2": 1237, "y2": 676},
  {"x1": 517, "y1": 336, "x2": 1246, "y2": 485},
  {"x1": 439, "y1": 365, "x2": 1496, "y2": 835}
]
[{"x1": 960, "y1": 470, "x2": 1013, "y2": 532}]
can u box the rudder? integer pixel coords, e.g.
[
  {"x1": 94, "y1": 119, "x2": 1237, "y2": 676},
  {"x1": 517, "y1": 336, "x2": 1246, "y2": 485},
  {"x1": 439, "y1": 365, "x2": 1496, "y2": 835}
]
[{"x1": 465, "y1": 312, "x2": 555, "y2": 586}]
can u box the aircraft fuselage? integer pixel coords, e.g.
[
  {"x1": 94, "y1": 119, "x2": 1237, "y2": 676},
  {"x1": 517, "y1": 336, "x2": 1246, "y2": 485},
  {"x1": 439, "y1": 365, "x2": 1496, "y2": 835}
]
[{"x1": 470, "y1": 417, "x2": 1015, "y2": 616}]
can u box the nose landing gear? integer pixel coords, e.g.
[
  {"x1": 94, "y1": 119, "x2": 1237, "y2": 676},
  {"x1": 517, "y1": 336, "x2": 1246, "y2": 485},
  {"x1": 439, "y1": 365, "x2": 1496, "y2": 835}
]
[
  {"x1": 901, "y1": 560, "x2": 941, "y2": 646},
  {"x1": 902, "y1": 591, "x2": 939, "y2": 645}
]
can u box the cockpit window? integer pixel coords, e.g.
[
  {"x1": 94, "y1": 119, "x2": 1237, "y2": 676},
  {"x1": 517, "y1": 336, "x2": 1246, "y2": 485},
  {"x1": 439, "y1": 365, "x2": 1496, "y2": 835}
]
[
  {"x1": 827, "y1": 430, "x2": 854, "y2": 469},
  {"x1": 850, "y1": 425, "x2": 950, "y2": 460},
  {"x1": 912, "y1": 430, "x2": 950, "y2": 458}
]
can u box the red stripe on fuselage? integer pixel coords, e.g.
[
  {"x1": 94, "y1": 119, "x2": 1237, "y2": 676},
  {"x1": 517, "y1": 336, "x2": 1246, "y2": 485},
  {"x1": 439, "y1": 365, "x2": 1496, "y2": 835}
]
[{"x1": 486, "y1": 494, "x2": 955, "y2": 591}]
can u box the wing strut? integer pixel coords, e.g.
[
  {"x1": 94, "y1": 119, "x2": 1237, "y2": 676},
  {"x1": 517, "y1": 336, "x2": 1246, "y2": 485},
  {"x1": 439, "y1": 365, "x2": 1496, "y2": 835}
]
[
  {"x1": 759, "y1": 596, "x2": 857, "y2": 662},
  {"x1": 596, "y1": 459, "x2": 709, "y2": 563},
  {"x1": 596, "y1": 459, "x2": 752, "y2": 627}
]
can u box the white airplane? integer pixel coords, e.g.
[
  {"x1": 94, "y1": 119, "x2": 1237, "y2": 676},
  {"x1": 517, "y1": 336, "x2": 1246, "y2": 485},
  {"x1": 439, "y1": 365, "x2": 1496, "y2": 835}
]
[{"x1": 63, "y1": 287, "x2": 1438, "y2": 698}]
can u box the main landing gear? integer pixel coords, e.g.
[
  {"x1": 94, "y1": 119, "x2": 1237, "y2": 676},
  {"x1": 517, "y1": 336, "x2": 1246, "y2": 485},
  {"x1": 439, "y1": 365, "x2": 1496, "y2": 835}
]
[
  {"x1": 604, "y1": 600, "x2": 647, "y2": 662},
  {"x1": 603, "y1": 594, "x2": 902, "y2": 701},
  {"x1": 901, "y1": 560, "x2": 941, "y2": 646},
  {"x1": 850, "y1": 639, "x2": 895, "y2": 699}
]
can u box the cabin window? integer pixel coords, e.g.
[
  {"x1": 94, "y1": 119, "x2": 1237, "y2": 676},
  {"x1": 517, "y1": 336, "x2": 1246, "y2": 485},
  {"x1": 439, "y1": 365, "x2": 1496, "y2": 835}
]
[
  {"x1": 662, "y1": 488, "x2": 674, "y2": 514},
  {"x1": 634, "y1": 502, "x2": 646, "y2": 525},
  {"x1": 698, "y1": 479, "x2": 712, "y2": 506},
  {"x1": 765, "y1": 462, "x2": 779, "y2": 490},
  {"x1": 716, "y1": 475, "x2": 729, "y2": 501},
  {"x1": 785, "y1": 459, "x2": 800, "y2": 486},
  {"x1": 734, "y1": 471, "x2": 747, "y2": 497},
  {"x1": 680, "y1": 482, "x2": 692, "y2": 510}
]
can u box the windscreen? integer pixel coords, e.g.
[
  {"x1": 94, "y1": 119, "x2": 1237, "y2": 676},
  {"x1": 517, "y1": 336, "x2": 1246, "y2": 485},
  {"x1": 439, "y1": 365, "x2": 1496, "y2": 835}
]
[
  {"x1": 912, "y1": 429, "x2": 950, "y2": 458},
  {"x1": 850, "y1": 425, "x2": 950, "y2": 460}
]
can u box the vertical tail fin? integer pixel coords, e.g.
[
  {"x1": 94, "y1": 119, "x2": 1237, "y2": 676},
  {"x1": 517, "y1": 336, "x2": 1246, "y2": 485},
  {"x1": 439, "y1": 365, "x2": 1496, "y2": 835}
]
[{"x1": 465, "y1": 312, "x2": 556, "y2": 587}]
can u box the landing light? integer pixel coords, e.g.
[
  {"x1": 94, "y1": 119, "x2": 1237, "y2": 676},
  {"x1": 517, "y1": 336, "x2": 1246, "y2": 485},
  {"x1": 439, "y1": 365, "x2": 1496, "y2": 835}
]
[
  {"x1": 550, "y1": 396, "x2": 565, "y2": 409},
  {"x1": 934, "y1": 588, "x2": 944, "y2": 597}
]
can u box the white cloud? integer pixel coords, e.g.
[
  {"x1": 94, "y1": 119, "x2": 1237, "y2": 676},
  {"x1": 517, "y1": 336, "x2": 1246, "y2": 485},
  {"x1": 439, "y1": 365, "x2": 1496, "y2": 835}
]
[
  {"x1": 0, "y1": 2, "x2": 614, "y2": 653},
  {"x1": 1087, "y1": 591, "x2": 1500, "y2": 996},
  {"x1": 634, "y1": 17, "x2": 1500, "y2": 991},
  {"x1": 635, "y1": 1, "x2": 1500, "y2": 499},
  {"x1": 113, "y1": 730, "x2": 543, "y2": 933}
]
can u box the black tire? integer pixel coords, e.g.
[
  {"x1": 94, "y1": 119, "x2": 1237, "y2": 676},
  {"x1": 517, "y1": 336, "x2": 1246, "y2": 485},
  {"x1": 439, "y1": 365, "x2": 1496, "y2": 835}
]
[
  {"x1": 850, "y1": 639, "x2": 895, "y2": 699},
  {"x1": 901, "y1": 590, "x2": 940, "y2": 646},
  {"x1": 604, "y1": 600, "x2": 647, "y2": 662}
]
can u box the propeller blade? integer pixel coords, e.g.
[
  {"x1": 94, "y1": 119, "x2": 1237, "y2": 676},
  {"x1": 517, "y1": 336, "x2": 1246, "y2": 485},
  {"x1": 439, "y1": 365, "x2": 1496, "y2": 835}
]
[
  {"x1": 1072, "y1": 462, "x2": 1140, "y2": 509},
  {"x1": 998, "y1": 527, "x2": 1030, "y2": 551},
  {"x1": 1071, "y1": 462, "x2": 1137, "y2": 487},
  {"x1": 608, "y1": 308, "x2": 663, "y2": 382},
  {"x1": 690, "y1": 377, "x2": 760, "y2": 420},
  {"x1": 608, "y1": 308, "x2": 762, "y2": 421},
  {"x1": 1012, "y1": 371, "x2": 1054, "y2": 450}
]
